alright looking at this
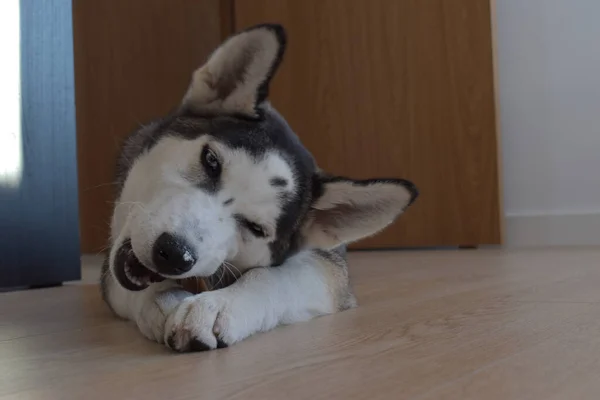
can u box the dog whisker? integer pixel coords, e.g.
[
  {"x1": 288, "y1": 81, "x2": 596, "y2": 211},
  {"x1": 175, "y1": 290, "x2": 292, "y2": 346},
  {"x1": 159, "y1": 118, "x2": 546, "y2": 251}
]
[
  {"x1": 215, "y1": 266, "x2": 227, "y2": 289},
  {"x1": 222, "y1": 261, "x2": 242, "y2": 280}
]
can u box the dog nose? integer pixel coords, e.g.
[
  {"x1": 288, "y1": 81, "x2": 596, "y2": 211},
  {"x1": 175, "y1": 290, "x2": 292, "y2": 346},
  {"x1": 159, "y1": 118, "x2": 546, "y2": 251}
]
[{"x1": 152, "y1": 232, "x2": 197, "y2": 275}]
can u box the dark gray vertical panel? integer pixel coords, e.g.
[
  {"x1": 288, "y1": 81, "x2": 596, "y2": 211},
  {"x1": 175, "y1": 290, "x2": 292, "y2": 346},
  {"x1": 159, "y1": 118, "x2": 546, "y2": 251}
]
[{"x1": 0, "y1": 0, "x2": 80, "y2": 289}]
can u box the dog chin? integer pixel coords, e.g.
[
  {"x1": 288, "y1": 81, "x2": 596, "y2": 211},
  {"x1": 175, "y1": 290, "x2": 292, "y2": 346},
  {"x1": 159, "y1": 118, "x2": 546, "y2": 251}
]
[{"x1": 112, "y1": 240, "x2": 165, "y2": 291}]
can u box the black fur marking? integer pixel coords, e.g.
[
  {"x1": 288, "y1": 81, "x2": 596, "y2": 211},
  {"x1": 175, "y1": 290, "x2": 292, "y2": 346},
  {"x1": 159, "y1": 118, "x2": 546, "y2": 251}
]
[
  {"x1": 167, "y1": 335, "x2": 177, "y2": 351},
  {"x1": 398, "y1": 179, "x2": 419, "y2": 206},
  {"x1": 244, "y1": 24, "x2": 287, "y2": 112},
  {"x1": 189, "y1": 338, "x2": 212, "y2": 352},
  {"x1": 223, "y1": 198, "x2": 234, "y2": 206},
  {"x1": 270, "y1": 176, "x2": 288, "y2": 187}
]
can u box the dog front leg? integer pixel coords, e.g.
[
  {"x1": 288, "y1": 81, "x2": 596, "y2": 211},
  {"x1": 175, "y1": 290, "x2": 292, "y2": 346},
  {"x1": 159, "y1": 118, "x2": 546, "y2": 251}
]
[{"x1": 164, "y1": 249, "x2": 356, "y2": 352}]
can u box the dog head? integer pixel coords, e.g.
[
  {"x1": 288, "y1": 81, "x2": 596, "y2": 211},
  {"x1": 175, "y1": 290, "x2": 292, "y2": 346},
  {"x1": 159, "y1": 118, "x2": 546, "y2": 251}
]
[{"x1": 109, "y1": 24, "x2": 418, "y2": 291}]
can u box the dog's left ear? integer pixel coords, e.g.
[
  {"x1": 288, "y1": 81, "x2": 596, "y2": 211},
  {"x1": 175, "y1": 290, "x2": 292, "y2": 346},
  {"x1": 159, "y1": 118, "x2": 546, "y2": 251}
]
[
  {"x1": 303, "y1": 177, "x2": 419, "y2": 250},
  {"x1": 182, "y1": 24, "x2": 286, "y2": 117}
]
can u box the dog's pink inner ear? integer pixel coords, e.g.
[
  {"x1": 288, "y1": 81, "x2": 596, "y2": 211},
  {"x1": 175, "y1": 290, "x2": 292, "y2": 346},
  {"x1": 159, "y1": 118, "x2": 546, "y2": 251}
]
[
  {"x1": 303, "y1": 178, "x2": 415, "y2": 249},
  {"x1": 182, "y1": 24, "x2": 286, "y2": 117}
]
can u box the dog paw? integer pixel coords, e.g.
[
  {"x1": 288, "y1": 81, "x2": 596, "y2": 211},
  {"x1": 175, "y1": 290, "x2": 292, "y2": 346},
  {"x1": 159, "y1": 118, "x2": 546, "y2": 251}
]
[
  {"x1": 135, "y1": 300, "x2": 168, "y2": 344},
  {"x1": 133, "y1": 285, "x2": 192, "y2": 345},
  {"x1": 164, "y1": 291, "x2": 245, "y2": 352}
]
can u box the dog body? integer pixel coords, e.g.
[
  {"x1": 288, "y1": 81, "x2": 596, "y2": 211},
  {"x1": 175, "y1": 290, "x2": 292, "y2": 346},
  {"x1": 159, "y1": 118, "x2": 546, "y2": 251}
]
[{"x1": 101, "y1": 24, "x2": 417, "y2": 352}]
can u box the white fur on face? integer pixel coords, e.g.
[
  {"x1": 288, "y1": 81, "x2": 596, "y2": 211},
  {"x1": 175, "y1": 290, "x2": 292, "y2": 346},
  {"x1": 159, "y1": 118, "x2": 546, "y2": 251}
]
[{"x1": 111, "y1": 135, "x2": 297, "y2": 279}]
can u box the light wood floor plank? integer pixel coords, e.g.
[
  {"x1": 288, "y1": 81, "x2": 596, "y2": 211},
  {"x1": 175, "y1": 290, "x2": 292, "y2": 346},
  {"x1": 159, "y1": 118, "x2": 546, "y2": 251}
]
[{"x1": 1, "y1": 248, "x2": 600, "y2": 399}]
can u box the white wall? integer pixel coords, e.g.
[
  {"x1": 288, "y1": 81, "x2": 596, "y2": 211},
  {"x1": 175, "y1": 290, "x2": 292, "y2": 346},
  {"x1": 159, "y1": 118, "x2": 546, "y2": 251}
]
[{"x1": 495, "y1": 0, "x2": 600, "y2": 246}]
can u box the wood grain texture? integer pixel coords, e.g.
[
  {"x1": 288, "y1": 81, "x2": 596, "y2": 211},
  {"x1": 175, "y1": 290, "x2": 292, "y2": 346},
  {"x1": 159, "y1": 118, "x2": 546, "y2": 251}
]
[
  {"x1": 0, "y1": 0, "x2": 80, "y2": 288},
  {"x1": 234, "y1": 0, "x2": 502, "y2": 248},
  {"x1": 2, "y1": 248, "x2": 600, "y2": 399},
  {"x1": 73, "y1": 0, "x2": 224, "y2": 252}
]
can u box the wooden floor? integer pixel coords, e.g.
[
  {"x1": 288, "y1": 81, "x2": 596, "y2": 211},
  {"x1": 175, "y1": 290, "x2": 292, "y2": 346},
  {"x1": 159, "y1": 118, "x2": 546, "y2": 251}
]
[{"x1": 2, "y1": 248, "x2": 600, "y2": 399}]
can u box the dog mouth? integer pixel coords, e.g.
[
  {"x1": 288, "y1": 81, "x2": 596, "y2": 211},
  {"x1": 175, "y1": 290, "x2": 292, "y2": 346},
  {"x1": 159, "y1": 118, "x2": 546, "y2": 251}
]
[{"x1": 113, "y1": 240, "x2": 165, "y2": 291}]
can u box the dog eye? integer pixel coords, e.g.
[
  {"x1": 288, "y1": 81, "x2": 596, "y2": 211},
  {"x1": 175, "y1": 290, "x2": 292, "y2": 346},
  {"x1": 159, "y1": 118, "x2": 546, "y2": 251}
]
[
  {"x1": 246, "y1": 222, "x2": 267, "y2": 238},
  {"x1": 236, "y1": 216, "x2": 268, "y2": 238},
  {"x1": 201, "y1": 145, "x2": 221, "y2": 177}
]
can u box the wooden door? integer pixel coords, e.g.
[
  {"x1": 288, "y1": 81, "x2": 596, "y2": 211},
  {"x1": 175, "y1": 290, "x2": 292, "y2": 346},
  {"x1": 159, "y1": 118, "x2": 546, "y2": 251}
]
[
  {"x1": 73, "y1": 0, "x2": 227, "y2": 252},
  {"x1": 234, "y1": 0, "x2": 502, "y2": 248}
]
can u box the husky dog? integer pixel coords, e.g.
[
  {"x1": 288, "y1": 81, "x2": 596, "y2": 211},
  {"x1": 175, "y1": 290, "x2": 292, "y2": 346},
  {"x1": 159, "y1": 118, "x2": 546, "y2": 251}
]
[{"x1": 101, "y1": 24, "x2": 418, "y2": 352}]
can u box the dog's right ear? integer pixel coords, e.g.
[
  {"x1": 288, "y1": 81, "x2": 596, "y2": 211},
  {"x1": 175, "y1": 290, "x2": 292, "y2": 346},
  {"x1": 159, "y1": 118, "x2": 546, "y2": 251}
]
[
  {"x1": 181, "y1": 24, "x2": 286, "y2": 118},
  {"x1": 302, "y1": 176, "x2": 419, "y2": 250}
]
